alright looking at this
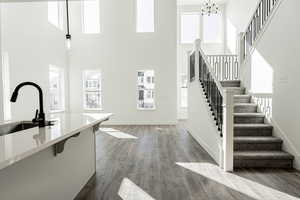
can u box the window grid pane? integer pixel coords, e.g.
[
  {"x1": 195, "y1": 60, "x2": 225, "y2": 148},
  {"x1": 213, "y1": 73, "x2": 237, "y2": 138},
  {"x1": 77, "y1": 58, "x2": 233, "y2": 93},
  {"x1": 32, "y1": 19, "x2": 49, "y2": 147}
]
[
  {"x1": 49, "y1": 66, "x2": 65, "y2": 111},
  {"x1": 136, "y1": 0, "x2": 155, "y2": 32},
  {"x1": 137, "y1": 70, "x2": 155, "y2": 109},
  {"x1": 82, "y1": 0, "x2": 100, "y2": 34},
  {"x1": 83, "y1": 70, "x2": 102, "y2": 110},
  {"x1": 181, "y1": 74, "x2": 188, "y2": 108},
  {"x1": 181, "y1": 13, "x2": 200, "y2": 44},
  {"x1": 48, "y1": 1, "x2": 63, "y2": 30},
  {"x1": 203, "y1": 13, "x2": 222, "y2": 43}
]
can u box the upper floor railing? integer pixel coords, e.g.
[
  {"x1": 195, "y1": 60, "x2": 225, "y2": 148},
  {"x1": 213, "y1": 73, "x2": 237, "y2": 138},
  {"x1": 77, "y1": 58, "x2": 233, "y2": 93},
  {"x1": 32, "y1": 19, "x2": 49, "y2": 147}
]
[
  {"x1": 240, "y1": 0, "x2": 280, "y2": 61},
  {"x1": 189, "y1": 39, "x2": 234, "y2": 172},
  {"x1": 206, "y1": 55, "x2": 239, "y2": 81}
]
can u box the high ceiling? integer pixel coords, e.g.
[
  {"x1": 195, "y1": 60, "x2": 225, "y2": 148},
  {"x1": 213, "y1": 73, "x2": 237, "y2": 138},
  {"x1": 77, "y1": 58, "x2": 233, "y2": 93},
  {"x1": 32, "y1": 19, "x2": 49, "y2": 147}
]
[{"x1": 178, "y1": 0, "x2": 228, "y2": 6}]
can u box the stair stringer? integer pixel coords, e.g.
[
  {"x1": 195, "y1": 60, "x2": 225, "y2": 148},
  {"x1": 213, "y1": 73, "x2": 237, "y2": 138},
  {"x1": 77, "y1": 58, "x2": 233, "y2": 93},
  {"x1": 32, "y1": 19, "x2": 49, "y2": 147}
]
[
  {"x1": 246, "y1": 94, "x2": 299, "y2": 169},
  {"x1": 268, "y1": 119, "x2": 300, "y2": 170}
]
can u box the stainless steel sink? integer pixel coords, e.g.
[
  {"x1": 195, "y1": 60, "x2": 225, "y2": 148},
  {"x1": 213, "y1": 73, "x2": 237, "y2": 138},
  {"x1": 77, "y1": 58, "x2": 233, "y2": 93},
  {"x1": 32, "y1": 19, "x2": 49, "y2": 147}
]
[{"x1": 0, "y1": 121, "x2": 38, "y2": 136}]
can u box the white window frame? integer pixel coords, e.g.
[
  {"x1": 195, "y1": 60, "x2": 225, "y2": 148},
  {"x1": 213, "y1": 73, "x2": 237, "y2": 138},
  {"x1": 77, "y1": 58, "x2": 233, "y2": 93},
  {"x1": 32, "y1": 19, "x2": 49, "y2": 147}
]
[
  {"x1": 49, "y1": 65, "x2": 65, "y2": 113},
  {"x1": 135, "y1": 0, "x2": 155, "y2": 33},
  {"x1": 180, "y1": 12, "x2": 201, "y2": 44},
  {"x1": 48, "y1": 1, "x2": 64, "y2": 30},
  {"x1": 137, "y1": 70, "x2": 156, "y2": 110},
  {"x1": 83, "y1": 70, "x2": 102, "y2": 111},
  {"x1": 81, "y1": 0, "x2": 101, "y2": 34},
  {"x1": 2, "y1": 52, "x2": 11, "y2": 121}
]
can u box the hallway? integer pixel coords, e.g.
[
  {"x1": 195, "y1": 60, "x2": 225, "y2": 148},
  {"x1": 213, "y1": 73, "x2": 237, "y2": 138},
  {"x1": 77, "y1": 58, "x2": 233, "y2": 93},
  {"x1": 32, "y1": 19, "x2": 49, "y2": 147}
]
[{"x1": 76, "y1": 125, "x2": 300, "y2": 200}]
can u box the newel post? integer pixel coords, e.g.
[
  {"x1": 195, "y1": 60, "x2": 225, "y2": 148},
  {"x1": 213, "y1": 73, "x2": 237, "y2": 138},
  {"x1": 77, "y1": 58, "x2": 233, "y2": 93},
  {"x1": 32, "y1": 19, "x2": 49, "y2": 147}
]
[
  {"x1": 194, "y1": 39, "x2": 201, "y2": 81},
  {"x1": 237, "y1": 32, "x2": 245, "y2": 78},
  {"x1": 223, "y1": 89, "x2": 234, "y2": 172}
]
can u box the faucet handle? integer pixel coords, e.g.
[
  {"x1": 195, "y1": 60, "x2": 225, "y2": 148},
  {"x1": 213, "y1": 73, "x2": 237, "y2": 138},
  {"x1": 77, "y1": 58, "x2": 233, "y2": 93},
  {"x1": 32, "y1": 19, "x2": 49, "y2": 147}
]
[{"x1": 32, "y1": 109, "x2": 39, "y2": 123}]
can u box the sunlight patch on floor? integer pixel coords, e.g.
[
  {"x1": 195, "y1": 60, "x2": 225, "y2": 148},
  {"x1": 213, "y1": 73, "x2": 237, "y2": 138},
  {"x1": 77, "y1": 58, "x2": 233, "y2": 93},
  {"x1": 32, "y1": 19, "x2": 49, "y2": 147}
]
[
  {"x1": 118, "y1": 178, "x2": 156, "y2": 200},
  {"x1": 100, "y1": 128, "x2": 138, "y2": 139},
  {"x1": 176, "y1": 162, "x2": 300, "y2": 200}
]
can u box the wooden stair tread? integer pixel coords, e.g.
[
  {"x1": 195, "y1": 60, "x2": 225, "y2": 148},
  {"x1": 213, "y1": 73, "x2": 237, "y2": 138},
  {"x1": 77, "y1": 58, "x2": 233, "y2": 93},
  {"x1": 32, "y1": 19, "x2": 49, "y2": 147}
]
[
  {"x1": 234, "y1": 123, "x2": 273, "y2": 128},
  {"x1": 234, "y1": 136, "x2": 282, "y2": 143},
  {"x1": 234, "y1": 151, "x2": 294, "y2": 160}
]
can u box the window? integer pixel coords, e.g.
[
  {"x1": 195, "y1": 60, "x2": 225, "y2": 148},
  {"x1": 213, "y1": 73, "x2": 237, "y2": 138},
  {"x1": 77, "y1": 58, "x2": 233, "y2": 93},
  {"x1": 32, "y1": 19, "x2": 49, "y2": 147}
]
[
  {"x1": 203, "y1": 13, "x2": 222, "y2": 43},
  {"x1": 48, "y1": 1, "x2": 64, "y2": 30},
  {"x1": 83, "y1": 70, "x2": 102, "y2": 110},
  {"x1": 49, "y1": 66, "x2": 65, "y2": 112},
  {"x1": 2, "y1": 52, "x2": 11, "y2": 121},
  {"x1": 137, "y1": 70, "x2": 155, "y2": 109},
  {"x1": 181, "y1": 74, "x2": 188, "y2": 108},
  {"x1": 181, "y1": 13, "x2": 200, "y2": 44},
  {"x1": 82, "y1": 0, "x2": 100, "y2": 33},
  {"x1": 226, "y1": 19, "x2": 238, "y2": 54},
  {"x1": 136, "y1": 0, "x2": 155, "y2": 32}
]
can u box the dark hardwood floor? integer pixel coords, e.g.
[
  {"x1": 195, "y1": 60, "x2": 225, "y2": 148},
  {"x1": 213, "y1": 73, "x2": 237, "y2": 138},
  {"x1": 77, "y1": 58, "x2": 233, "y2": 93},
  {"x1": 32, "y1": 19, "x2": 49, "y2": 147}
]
[{"x1": 75, "y1": 125, "x2": 300, "y2": 200}]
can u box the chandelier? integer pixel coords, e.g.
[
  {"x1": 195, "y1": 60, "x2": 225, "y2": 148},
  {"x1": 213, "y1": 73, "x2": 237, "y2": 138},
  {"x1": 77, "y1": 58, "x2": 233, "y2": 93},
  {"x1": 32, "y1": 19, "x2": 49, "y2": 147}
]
[{"x1": 201, "y1": 0, "x2": 220, "y2": 16}]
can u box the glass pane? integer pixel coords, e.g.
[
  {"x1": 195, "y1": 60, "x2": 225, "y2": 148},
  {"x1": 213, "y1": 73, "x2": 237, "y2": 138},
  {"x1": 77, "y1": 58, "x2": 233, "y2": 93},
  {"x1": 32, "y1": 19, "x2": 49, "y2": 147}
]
[
  {"x1": 137, "y1": 70, "x2": 155, "y2": 109},
  {"x1": 82, "y1": 0, "x2": 100, "y2": 33},
  {"x1": 203, "y1": 14, "x2": 222, "y2": 43},
  {"x1": 83, "y1": 70, "x2": 102, "y2": 109},
  {"x1": 181, "y1": 14, "x2": 200, "y2": 44},
  {"x1": 136, "y1": 0, "x2": 154, "y2": 32},
  {"x1": 181, "y1": 74, "x2": 188, "y2": 88},
  {"x1": 84, "y1": 71, "x2": 101, "y2": 90},
  {"x1": 181, "y1": 88, "x2": 188, "y2": 108},
  {"x1": 48, "y1": 1, "x2": 63, "y2": 30},
  {"x1": 85, "y1": 91, "x2": 101, "y2": 109},
  {"x1": 49, "y1": 66, "x2": 64, "y2": 111}
]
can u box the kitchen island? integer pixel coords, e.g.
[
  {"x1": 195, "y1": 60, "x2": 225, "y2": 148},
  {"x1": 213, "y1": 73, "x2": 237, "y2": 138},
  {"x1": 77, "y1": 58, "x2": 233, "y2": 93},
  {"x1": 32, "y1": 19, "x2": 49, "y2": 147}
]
[{"x1": 0, "y1": 113, "x2": 112, "y2": 200}]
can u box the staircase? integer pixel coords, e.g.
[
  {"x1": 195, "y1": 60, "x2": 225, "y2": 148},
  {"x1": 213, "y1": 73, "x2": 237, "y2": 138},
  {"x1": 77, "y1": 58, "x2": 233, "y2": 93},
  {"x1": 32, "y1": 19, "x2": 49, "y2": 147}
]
[{"x1": 221, "y1": 80, "x2": 294, "y2": 168}]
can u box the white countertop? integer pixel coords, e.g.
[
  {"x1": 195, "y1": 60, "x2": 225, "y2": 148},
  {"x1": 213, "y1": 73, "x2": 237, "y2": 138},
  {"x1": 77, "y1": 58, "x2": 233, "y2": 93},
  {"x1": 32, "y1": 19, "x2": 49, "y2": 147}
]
[{"x1": 0, "y1": 113, "x2": 113, "y2": 171}]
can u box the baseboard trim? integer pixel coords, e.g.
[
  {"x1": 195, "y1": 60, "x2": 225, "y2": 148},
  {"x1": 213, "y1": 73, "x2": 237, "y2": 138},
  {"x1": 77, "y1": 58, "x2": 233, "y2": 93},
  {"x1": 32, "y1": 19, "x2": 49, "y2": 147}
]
[
  {"x1": 102, "y1": 121, "x2": 178, "y2": 126},
  {"x1": 270, "y1": 119, "x2": 300, "y2": 170}
]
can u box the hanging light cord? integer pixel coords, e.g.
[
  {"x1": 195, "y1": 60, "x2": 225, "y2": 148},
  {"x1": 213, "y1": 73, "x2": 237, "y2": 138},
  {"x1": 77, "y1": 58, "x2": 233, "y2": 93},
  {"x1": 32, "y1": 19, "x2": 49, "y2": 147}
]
[{"x1": 66, "y1": 0, "x2": 71, "y2": 39}]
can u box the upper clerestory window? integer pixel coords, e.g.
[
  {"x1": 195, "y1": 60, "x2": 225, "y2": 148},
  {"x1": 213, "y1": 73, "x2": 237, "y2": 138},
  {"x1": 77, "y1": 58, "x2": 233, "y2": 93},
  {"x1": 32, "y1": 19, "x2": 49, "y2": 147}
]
[{"x1": 136, "y1": 0, "x2": 155, "y2": 33}]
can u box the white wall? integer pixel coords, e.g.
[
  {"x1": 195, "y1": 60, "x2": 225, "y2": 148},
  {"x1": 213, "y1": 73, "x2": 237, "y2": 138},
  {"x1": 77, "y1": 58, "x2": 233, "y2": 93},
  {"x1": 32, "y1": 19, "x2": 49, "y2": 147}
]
[
  {"x1": 185, "y1": 58, "x2": 221, "y2": 164},
  {"x1": 68, "y1": 0, "x2": 177, "y2": 124},
  {"x1": 226, "y1": 0, "x2": 300, "y2": 169},
  {"x1": 225, "y1": 0, "x2": 259, "y2": 53},
  {"x1": 1, "y1": 2, "x2": 69, "y2": 121},
  {"x1": 0, "y1": 5, "x2": 3, "y2": 122},
  {"x1": 0, "y1": 0, "x2": 176, "y2": 125}
]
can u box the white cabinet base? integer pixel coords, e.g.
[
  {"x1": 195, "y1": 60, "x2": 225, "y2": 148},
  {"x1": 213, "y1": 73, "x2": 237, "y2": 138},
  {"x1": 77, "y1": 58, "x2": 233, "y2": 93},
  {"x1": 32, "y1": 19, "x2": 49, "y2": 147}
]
[{"x1": 0, "y1": 128, "x2": 96, "y2": 200}]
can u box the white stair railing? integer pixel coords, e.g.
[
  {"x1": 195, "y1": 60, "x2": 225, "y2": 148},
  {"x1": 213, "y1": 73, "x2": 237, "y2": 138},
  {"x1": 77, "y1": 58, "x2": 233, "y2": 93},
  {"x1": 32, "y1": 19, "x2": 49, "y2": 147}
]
[
  {"x1": 239, "y1": 0, "x2": 282, "y2": 63},
  {"x1": 189, "y1": 39, "x2": 234, "y2": 172}
]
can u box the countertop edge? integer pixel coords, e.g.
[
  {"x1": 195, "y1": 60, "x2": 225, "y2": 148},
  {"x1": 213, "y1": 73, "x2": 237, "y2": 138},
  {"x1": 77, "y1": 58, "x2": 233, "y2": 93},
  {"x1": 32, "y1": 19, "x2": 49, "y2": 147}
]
[{"x1": 0, "y1": 113, "x2": 113, "y2": 171}]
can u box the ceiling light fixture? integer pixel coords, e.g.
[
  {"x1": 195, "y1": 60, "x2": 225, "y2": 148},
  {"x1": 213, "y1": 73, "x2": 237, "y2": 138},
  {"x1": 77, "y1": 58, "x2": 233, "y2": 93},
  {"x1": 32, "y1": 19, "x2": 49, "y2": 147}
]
[{"x1": 201, "y1": 0, "x2": 220, "y2": 16}]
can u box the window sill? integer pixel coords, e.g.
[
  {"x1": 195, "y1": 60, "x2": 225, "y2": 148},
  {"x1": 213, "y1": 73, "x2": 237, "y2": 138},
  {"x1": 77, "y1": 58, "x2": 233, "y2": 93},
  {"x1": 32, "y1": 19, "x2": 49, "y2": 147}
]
[
  {"x1": 49, "y1": 110, "x2": 65, "y2": 114},
  {"x1": 84, "y1": 108, "x2": 103, "y2": 112},
  {"x1": 137, "y1": 108, "x2": 156, "y2": 111}
]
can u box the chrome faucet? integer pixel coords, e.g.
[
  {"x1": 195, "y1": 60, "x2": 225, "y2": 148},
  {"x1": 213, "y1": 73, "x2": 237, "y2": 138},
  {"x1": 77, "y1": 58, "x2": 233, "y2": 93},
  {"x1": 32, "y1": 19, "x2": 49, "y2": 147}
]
[{"x1": 10, "y1": 82, "x2": 46, "y2": 127}]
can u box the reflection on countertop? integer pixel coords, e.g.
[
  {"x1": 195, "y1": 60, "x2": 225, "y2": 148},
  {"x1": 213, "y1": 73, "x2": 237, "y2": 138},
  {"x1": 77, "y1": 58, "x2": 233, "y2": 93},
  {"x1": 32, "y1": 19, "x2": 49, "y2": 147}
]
[{"x1": 0, "y1": 112, "x2": 112, "y2": 171}]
